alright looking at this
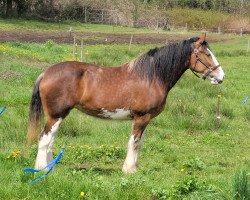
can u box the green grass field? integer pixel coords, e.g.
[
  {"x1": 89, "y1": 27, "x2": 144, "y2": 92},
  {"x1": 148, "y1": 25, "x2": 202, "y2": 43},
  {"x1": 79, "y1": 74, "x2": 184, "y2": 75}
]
[
  {"x1": 0, "y1": 22, "x2": 249, "y2": 199},
  {"x1": 0, "y1": 18, "x2": 160, "y2": 34}
]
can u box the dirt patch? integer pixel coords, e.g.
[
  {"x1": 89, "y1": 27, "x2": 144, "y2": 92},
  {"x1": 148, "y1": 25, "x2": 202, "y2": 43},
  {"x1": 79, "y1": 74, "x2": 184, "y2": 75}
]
[
  {"x1": 0, "y1": 70, "x2": 21, "y2": 80},
  {"x1": 0, "y1": 30, "x2": 229, "y2": 45}
]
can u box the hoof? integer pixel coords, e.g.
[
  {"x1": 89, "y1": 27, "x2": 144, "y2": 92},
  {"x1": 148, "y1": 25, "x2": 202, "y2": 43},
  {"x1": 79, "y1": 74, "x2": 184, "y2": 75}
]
[
  {"x1": 122, "y1": 163, "x2": 137, "y2": 174},
  {"x1": 35, "y1": 156, "x2": 49, "y2": 170},
  {"x1": 34, "y1": 162, "x2": 48, "y2": 170}
]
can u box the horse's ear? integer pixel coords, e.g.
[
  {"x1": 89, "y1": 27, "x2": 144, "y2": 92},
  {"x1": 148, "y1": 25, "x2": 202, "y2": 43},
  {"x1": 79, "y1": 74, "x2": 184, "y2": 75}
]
[{"x1": 196, "y1": 32, "x2": 206, "y2": 45}]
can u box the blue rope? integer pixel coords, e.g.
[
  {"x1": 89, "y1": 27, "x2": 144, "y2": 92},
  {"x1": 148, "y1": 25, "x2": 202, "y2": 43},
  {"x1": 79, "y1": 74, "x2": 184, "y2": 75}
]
[
  {"x1": 0, "y1": 106, "x2": 6, "y2": 116},
  {"x1": 242, "y1": 96, "x2": 250, "y2": 104},
  {"x1": 24, "y1": 147, "x2": 66, "y2": 184}
]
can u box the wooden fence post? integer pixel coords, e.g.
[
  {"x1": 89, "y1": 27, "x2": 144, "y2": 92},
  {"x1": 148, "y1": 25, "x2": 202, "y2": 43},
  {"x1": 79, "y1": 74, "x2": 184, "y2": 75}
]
[
  {"x1": 73, "y1": 35, "x2": 76, "y2": 60},
  {"x1": 215, "y1": 91, "x2": 222, "y2": 128},
  {"x1": 218, "y1": 26, "x2": 221, "y2": 33},
  {"x1": 80, "y1": 38, "x2": 83, "y2": 62},
  {"x1": 129, "y1": 35, "x2": 133, "y2": 51},
  {"x1": 84, "y1": 7, "x2": 87, "y2": 23},
  {"x1": 240, "y1": 27, "x2": 243, "y2": 36},
  {"x1": 101, "y1": 10, "x2": 104, "y2": 24},
  {"x1": 75, "y1": 43, "x2": 78, "y2": 61},
  {"x1": 247, "y1": 39, "x2": 250, "y2": 53},
  {"x1": 156, "y1": 19, "x2": 159, "y2": 30}
]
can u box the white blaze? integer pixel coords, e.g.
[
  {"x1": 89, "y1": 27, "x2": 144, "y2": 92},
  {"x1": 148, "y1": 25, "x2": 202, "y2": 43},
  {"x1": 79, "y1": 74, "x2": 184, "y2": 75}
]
[{"x1": 207, "y1": 48, "x2": 225, "y2": 83}]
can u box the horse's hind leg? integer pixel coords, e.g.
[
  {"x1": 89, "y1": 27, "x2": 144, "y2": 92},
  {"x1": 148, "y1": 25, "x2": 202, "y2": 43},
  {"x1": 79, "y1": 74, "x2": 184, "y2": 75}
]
[
  {"x1": 122, "y1": 115, "x2": 150, "y2": 174},
  {"x1": 35, "y1": 117, "x2": 62, "y2": 170}
]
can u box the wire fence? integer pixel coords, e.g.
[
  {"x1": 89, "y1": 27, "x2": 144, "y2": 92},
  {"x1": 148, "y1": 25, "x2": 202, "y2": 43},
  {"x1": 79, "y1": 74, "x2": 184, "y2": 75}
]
[
  {"x1": 83, "y1": 8, "x2": 118, "y2": 25},
  {"x1": 72, "y1": 35, "x2": 250, "y2": 64},
  {"x1": 82, "y1": 8, "x2": 250, "y2": 35}
]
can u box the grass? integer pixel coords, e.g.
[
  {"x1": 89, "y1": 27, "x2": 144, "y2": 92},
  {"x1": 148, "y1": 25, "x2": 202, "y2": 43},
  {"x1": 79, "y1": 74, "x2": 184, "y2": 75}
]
[
  {"x1": 0, "y1": 18, "x2": 161, "y2": 34},
  {"x1": 233, "y1": 170, "x2": 249, "y2": 200},
  {"x1": 0, "y1": 33, "x2": 249, "y2": 199}
]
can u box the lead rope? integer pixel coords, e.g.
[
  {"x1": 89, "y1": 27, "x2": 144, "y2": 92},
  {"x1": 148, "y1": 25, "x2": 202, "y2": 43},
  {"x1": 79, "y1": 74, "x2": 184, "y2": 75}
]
[
  {"x1": 242, "y1": 96, "x2": 250, "y2": 104},
  {"x1": 23, "y1": 147, "x2": 66, "y2": 184},
  {"x1": 0, "y1": 106, "x2": 6, "y2": 116}
]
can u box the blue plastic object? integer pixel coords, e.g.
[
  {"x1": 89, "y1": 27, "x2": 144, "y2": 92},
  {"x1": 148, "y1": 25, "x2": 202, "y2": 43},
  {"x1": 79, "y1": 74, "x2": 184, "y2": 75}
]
[
  {"x1": 24, "y1": 147, "x2": 66, "y2": 184},
  {"x1": 0, "y1": 106, "x2": 6, "y2": 115},
  {"x1": 242, "y1": 96, "x2": 250, "y2": 104}
]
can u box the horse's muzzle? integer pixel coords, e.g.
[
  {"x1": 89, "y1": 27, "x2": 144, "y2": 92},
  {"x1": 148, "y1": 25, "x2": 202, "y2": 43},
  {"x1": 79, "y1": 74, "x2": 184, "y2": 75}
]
[
  {"x1": 210, "y1": 76, "x2": 224, "y2": 85},
  {"x1": 217, "y1": 79, "x2": 223, "y2": 84}
]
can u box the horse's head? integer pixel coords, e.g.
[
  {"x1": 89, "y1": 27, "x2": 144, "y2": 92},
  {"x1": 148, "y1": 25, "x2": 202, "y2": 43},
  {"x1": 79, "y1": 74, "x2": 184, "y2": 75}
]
[{"x1": 190, "y1": 33, "x2": 224, "y2": 84}]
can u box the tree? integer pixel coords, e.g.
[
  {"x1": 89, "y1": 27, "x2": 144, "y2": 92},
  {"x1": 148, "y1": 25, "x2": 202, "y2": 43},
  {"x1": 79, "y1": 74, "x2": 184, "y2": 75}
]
[
  {"x1": 5, "y1": 0, "x2": 12, "y2": 17},
  {"x1": 14, "y1": 0, "x2": 29, "y2": 16}
]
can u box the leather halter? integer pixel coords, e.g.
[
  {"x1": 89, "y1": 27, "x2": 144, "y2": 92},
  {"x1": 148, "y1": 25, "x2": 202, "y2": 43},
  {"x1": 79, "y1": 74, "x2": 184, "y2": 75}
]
[{"x1": 190, "y1": 47, "x2": 220, "y2": 80}]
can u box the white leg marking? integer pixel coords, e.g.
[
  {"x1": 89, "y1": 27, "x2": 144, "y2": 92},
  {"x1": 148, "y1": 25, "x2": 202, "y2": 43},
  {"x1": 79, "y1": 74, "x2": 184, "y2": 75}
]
[
  {"x1": 35, "y1": 118, "x2": 62, "y2": 170},
  {"x1": 122, "y1": 135, "x2": 142, "y2": 174}
]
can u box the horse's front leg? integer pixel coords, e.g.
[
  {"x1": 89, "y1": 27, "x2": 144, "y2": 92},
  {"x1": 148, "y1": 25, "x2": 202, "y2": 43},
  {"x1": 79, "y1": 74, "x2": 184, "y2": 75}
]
[
  {"x1": 122, "y1": 115, "x2": 151, "y2": 174},
  {"x1": 35, "y1": 117, "x2": 62, "y2": 170}
]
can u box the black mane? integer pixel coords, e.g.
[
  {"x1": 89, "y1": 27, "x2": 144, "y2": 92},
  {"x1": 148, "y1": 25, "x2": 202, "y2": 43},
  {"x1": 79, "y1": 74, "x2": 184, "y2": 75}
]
[{"x1": 132, "y1": 37, "x2": 205, "y2": 87}]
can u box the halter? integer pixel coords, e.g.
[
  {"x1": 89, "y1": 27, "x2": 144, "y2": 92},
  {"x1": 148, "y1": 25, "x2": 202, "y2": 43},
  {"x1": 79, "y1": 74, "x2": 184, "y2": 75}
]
[{"x1": 190, "y1": 47, "x2": 220, "y2": 80}]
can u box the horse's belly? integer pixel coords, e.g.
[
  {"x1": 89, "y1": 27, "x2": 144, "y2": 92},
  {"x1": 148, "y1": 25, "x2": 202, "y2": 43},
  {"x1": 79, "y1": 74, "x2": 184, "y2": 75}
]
[
  {"x1": 75, "y1": 106, "x2": 132, "y2": 120},
  {"x1": 99, "y1": 108, "x2": 132, "y2": 120}
]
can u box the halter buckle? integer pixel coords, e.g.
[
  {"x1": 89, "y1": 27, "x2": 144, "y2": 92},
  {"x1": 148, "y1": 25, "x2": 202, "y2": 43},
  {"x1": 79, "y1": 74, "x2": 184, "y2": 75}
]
[{"x1": 194, "y1": 48, "x2": 199, "y2": 55}]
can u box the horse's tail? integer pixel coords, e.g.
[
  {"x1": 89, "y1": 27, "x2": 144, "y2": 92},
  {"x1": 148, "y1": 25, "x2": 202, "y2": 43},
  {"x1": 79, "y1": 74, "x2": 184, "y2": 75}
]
[{"x1": 26, "y1": 73, "x2": 44, "y2": 146}]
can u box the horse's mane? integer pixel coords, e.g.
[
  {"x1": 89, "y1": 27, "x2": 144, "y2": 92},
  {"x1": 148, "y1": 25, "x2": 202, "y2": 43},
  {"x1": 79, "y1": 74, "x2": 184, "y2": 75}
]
[{"x1": 131, "y1": 37, "x2": 206, "y2": 85}]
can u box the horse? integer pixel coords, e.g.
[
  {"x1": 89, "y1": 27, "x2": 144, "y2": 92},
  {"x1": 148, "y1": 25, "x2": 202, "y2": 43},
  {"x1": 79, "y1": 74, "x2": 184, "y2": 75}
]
[{"x1": 26, "y1": 33, "x2": 224, "y2": 173}]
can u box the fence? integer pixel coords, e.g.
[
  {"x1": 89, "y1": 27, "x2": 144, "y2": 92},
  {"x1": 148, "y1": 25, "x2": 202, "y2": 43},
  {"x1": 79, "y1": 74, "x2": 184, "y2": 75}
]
[{"x1": 83, "y1": 8, "x2": 118, "y2": 25}]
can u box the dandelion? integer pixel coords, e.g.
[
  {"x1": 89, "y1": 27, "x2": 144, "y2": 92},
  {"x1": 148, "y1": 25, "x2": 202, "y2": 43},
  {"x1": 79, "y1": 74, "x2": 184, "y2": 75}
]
[
  {"x1": 7, "y1": 150, "x2": 21, "y2": 159},
  {"x1": 80, "y1": 191, "x2": 85, "y2": 197},
  {"x1": 180, "y1": 168, "x2": 185, "y2": 172}
]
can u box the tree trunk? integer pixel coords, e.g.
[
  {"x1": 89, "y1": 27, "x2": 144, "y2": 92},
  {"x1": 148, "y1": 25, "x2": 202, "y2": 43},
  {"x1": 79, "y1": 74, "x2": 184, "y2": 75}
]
[{"x1": 5, "y1": 0, "x2": 13, "y2": 17}]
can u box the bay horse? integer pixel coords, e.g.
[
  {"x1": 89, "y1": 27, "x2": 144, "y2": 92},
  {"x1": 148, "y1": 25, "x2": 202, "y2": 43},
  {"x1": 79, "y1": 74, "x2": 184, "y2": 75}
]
[{"x1": 27, "y1": 33, "x2": 224, "y2": 173}]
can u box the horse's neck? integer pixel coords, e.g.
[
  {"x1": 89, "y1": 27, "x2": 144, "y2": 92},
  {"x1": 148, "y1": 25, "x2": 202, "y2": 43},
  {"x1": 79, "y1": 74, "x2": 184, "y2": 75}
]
[{"x1": 165, "y1": 64, "x2": 189, "y2": 90}]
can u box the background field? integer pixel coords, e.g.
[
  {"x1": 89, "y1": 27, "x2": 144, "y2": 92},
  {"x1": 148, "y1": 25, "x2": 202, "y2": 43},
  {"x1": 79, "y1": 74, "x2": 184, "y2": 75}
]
[{"x1": 0, "y1": 20, "x2": 249, "y2": 199}]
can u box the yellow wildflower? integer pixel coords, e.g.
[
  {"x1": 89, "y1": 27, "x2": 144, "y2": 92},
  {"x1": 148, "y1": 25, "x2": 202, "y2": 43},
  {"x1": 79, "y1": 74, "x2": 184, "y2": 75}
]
[
  {"x1": 80, "y1": 191, "x2": 85, "y2": 197},
  {"x1": 180, "y1": 168, "x2": 185, "y2": 172}
]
